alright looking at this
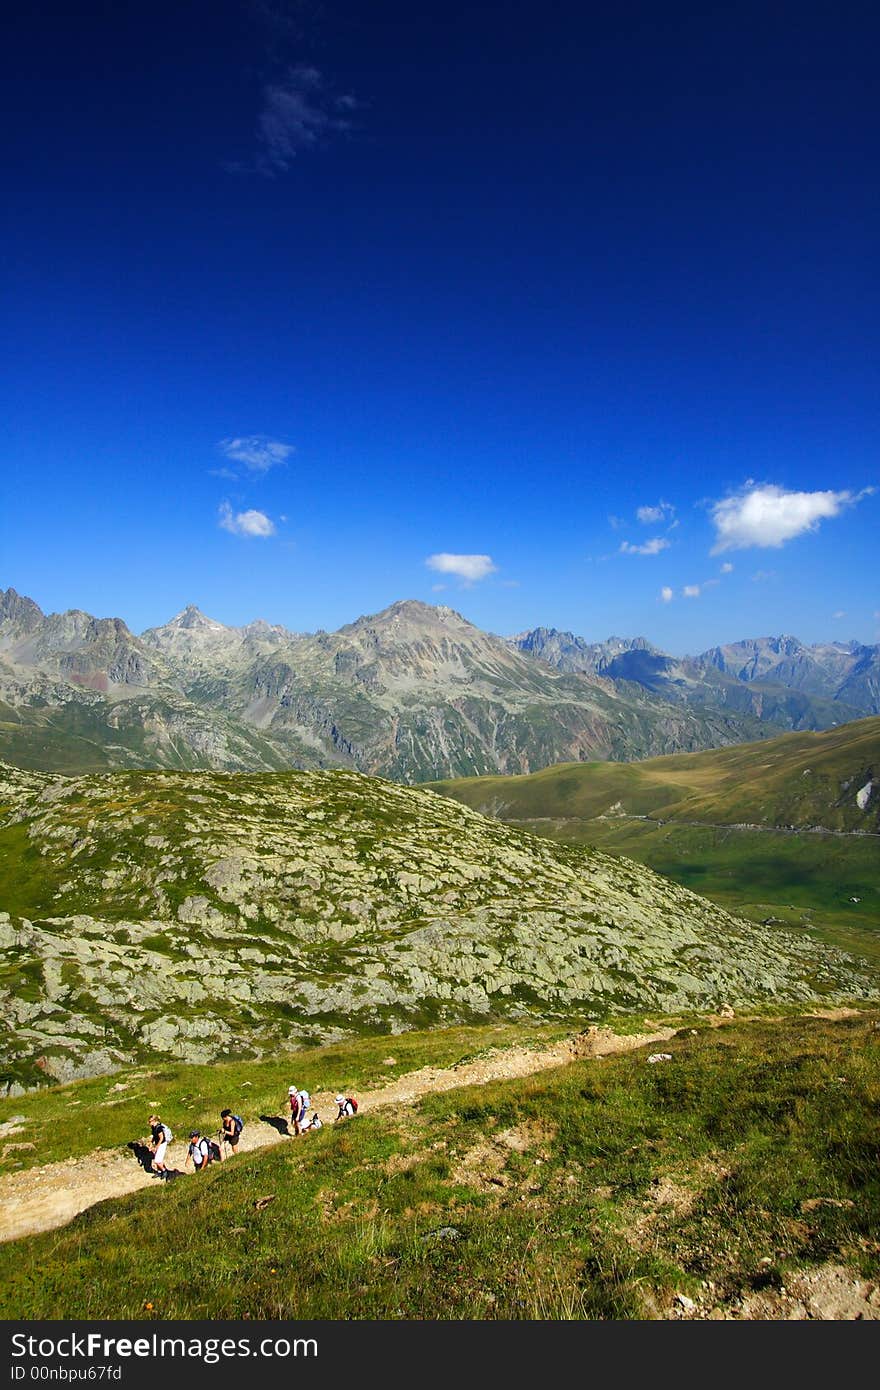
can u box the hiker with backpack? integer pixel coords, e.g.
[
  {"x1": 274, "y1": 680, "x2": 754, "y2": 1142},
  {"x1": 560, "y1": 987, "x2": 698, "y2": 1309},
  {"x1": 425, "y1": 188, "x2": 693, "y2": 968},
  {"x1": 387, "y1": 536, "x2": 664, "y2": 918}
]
[
  {"x1": 286, "y1": 1086, "x2": 302, "y2": 1136},
  {"x1": 148, "y1": 1115, "x2": 172, "y2": 1177},
  {"x1": 302, "y1": 1111, "x2": 322, "y2": 1132},
  {"x1": 220, "y1": 1109, "x2": 244, "y2": 1156},
  {"x1": 334, "y1": 1094, "x2": 358, "y2": 1120},
  {"x1": 185, "y1": 1130, "x2": 221, "y2": 1173},
  {"x1": 296, "y1": 1087, "x2": 311, "y2": 1132}
]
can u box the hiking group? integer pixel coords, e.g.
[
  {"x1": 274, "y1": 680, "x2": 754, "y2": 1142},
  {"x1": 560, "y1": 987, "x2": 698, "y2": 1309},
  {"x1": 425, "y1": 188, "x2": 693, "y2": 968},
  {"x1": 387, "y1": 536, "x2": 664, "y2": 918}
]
[
  {"x1": 147, "y1": 1108, "x2": 244, "y2": 1178},
  {"x1": 146, "y1": 1090, "x2": 358, "y2": 1177}
]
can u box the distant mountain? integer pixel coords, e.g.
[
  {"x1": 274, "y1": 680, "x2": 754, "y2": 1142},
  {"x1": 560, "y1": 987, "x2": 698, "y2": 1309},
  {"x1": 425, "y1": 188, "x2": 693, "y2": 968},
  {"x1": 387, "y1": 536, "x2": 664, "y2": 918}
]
[
  {"x1": 510, "y1": 627, "x2": 878, "y2": 730},
  {"x1": 0, "y1": 589, "x2": 293, "y2": 774},
  {"x1": 0, "y1": 589, "x2": 770, "y2": 779},
  {"x1": 509, "y1": 628, "x2": 658, "y2": 676}
]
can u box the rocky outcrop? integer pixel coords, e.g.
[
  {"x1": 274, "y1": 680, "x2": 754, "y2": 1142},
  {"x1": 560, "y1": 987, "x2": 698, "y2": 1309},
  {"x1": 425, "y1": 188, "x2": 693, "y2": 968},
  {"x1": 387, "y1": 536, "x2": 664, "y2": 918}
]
[{"x1": 1, "y1": 761, "x2": 876, "y2": 1088}]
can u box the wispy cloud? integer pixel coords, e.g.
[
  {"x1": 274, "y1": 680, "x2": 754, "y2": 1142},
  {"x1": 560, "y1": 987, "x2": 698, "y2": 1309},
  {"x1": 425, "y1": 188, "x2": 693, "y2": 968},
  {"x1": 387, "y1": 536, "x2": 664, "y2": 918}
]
[
  {"x1": 682, "y1": 584, "x2": 701, "y2": 598},
  {"x1": 425, "y1": 553, "x2": 497, "y2": 583},
  {"x1": 636, "y1": 500, "x2": 675, "y2": 525},
  {"x1": 720, "y1": 561, "x2": 734, "y2": 574},
  {"x1": 218, "y1": 502, "x2": 276, "y2": 538},
  {"x1": 833, "y1": 610, "x2": 847, "y2": 620},
  {"x1": 710, "y1": 482, "x2": 875, "y2": 553},
  {"x1": 250, "y1": 66, "x2": 356, "y2": 175},
  {"x1": 659, "y1": 586, "x2": 674, "y2": 603},
  {"x1": 219, "y1": 436, "x2": 294, "y2": 474},
  {"x1": 620, "y1": 537, "x2": 670, "y2": 557},
  {"x1": 752, "y1": 569, "x2": 777, "y2": 583}
]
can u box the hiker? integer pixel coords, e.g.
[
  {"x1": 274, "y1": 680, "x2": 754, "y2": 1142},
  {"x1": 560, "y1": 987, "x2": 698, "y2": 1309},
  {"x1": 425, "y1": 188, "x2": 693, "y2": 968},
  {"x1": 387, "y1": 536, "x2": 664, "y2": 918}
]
[
  {"x1": 286, "y1": 1086, "x2": 301, "y2": 1136},
  {"x1": 148, "y1": 1114, "x2": 172, "y2": 1176},
  {"x1": 334, "y1": 1094, "x2": 357, "y2": 1120},
  {"x1": 302, "y1": 1111, "x2": 322, "y2": 1133},
  {"x1": 220, "y1": 1109, "x2": 244, "y2": 1156},
  {"x1": 185, "y1": 1130, "x2": 220, "y2": 1173},
  {"x1": 296, "y1": 1087, "x2": 311, "y2": 1132}
]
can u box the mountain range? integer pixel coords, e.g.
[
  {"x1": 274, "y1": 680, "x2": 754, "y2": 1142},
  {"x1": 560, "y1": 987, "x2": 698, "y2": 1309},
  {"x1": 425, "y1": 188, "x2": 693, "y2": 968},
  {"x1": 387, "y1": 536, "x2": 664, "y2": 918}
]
[
  {"x1": 510, "y1": 628, "x2": 879, "y2": 729},
  {"x1": 2, "y1": 586, "x2": 878, "y2": 781}
]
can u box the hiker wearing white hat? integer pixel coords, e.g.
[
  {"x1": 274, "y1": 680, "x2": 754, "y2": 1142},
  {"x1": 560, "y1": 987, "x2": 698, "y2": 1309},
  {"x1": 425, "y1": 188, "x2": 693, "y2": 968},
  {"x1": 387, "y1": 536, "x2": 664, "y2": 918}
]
[
  {"x1": 335, "y1": 1094, "x2": 357, "y2": 1120},
  {"x1": 286, "y1": 1085, "x2": 301, "y2": 1136}
]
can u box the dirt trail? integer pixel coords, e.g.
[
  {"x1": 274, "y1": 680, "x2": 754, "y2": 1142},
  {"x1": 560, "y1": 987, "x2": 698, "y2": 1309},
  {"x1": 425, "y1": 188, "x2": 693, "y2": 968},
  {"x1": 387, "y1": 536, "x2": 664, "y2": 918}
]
[{"x1": 0, "y1": 1024, "x2": 675, "y2": 1245}]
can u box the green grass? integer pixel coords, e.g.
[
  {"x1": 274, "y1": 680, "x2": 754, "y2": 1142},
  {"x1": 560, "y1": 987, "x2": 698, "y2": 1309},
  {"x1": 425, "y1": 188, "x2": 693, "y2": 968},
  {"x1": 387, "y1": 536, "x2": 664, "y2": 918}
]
[{"x1": 1, "y1": 1011, "x2": 878, "y2": 1320}]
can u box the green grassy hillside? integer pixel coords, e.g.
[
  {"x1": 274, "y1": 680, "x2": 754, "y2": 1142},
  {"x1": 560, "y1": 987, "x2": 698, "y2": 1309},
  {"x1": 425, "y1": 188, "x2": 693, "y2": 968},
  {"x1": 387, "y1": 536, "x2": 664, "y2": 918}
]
[
  {"x1": 1, "y1": 1012, "x2": 878, "y2": 1320},
  {"x1": 429, "y1": 717, "x2": 880, "y2": 832}
]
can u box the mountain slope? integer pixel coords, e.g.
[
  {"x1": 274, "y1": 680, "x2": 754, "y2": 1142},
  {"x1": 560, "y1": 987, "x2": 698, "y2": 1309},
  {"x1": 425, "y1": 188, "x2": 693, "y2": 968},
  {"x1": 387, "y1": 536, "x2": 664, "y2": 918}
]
[
  {"x1": 1, "y1": 760, "x2": 876, "y2": 1090},
  {"x1": 429, "y1": 719, "x2": 880, "y2": 955},
  {"x1": 428, "y1": 717, "x2": 880, "y2": 833},
  {"x1": 0, "y1": 590, "x2": 772, "y2": 779}
]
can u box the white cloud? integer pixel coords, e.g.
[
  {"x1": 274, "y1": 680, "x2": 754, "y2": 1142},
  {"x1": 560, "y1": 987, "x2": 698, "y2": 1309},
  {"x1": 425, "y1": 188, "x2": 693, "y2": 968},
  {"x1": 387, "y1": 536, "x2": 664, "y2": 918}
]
[
  {"x1": 720, "y1": 561, "x2": 734, "y2": 574},
  {"x1": 431, "y1": 583, "x2": 446, "y2": 593},
  {"x1": 752, "y1": 569, "x2": 776, "y2": 583},
  {"x1": 219, "y1": 436, "x2": 294, "y2": 473},
  {"x1": 620, "y1": 537, "x2": 670, "y2": 556},
  {"x1": 833, "y1": 610, "x2": 846, "y2": 620},
  {"x1": 255, "y1": 66, "x2": 355, "y2": 175},
  {"x1": 636, "y1": 501, "x2": 675, "y2": 525},
  {"x1": 425, "y1": 553, "x2": 497, "y2": 583},
  {"x1": 219, "y1": 502, "x2": 276, "y2": 538},
  {"x1": 710, "y1": 482, "x2": 874, "y2": 553},
  {"x1": 683, "y1": 585, "x2": 701, "y2": 598},
  {"x1": 660, "y1": 586, "x2": 673, "y2": 603}
]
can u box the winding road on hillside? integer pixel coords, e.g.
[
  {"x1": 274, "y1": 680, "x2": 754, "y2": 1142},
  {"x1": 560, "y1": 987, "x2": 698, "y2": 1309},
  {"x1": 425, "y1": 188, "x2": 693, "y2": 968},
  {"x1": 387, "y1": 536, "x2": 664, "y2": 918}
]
[{"x1": 507, "y1": 814, "x2": 880, "y2": 837}]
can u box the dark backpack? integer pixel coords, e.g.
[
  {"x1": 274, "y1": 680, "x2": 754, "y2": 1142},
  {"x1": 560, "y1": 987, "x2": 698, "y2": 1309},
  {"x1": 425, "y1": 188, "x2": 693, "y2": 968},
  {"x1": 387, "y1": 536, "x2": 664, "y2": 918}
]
[{"x1": 191, "y1": 1137, "x2": 220, "y2": 1166}]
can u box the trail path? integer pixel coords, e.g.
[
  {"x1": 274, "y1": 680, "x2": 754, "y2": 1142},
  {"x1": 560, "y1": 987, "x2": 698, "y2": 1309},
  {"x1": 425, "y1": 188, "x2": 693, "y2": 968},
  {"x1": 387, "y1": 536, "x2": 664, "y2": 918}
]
[{"x1": 0, "y1": 1024, "x2": 676, "y2": 1245}]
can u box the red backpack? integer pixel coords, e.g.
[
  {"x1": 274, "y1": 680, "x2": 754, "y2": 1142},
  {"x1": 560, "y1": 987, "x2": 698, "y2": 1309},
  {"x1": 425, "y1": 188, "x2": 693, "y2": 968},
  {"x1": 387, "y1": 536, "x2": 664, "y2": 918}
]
[{"x1": 348, "y1": 1097, "x2": 358, "y2": 1113}]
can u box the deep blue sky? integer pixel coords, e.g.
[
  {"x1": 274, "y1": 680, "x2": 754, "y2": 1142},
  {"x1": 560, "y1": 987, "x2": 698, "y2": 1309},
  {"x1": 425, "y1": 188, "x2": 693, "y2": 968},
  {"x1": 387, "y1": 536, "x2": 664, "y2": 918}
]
[{"x1": 3, "y1": 1, "x2": 878, "y2": 653}]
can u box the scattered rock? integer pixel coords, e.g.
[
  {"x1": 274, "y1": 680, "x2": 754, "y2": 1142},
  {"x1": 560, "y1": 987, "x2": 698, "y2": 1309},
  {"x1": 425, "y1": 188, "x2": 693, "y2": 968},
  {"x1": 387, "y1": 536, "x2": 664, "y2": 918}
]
[
  {"x1": 424, "y1": 1226, "x2": 463, "y2": 1243},
  {"x1": 800, "y1": 1197, "x2": 855, "y2": 1213}
]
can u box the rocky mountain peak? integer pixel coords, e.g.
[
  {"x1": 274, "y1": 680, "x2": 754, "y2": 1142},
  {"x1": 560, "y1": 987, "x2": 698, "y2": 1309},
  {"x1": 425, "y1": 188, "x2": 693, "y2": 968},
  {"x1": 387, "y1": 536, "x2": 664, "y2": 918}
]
[
  {"x1": 342, "y1": 599, "x2": 475, "y2": 640},
  {"x1": 0, "y1": 587, "x2": 44, "y2": 633},
  {"x1": 165, "y1": 605, "x2": 230, "y2": 633}
]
